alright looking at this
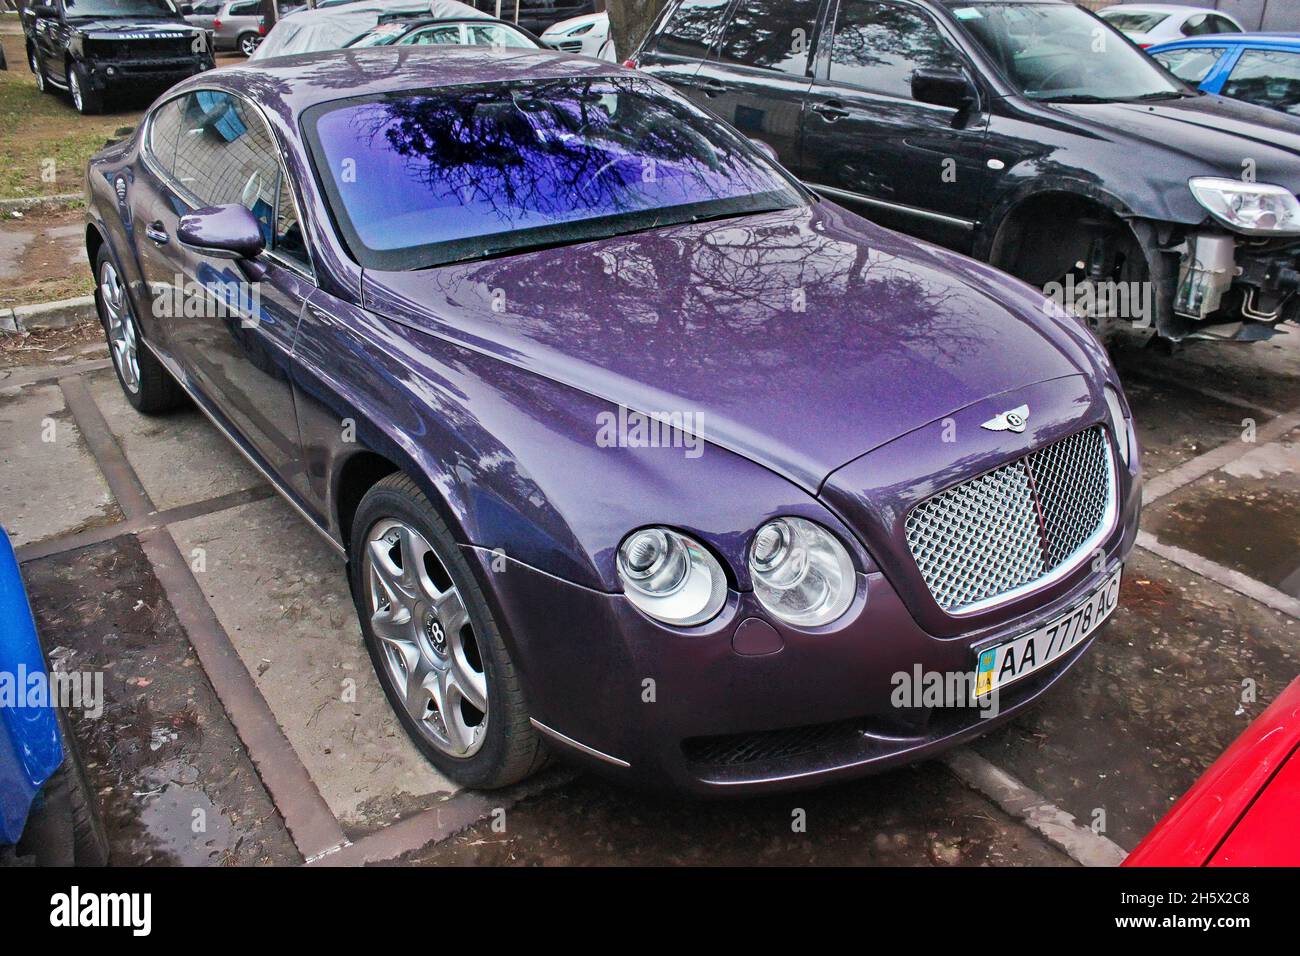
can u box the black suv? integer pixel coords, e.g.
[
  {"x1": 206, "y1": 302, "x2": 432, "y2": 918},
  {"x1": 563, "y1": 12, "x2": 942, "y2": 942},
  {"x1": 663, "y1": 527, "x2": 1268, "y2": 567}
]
[
  {"x1": 631, "y1": 0, "x2": 1300, "y2": 344},
  {"x1": 23, "y1": 0, "x2": 214, "y2": 115}
]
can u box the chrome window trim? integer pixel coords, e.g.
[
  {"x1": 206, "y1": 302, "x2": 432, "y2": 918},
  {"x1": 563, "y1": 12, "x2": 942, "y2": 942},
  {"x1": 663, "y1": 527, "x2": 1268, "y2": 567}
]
[{"x1": 140, "y1": 86, "x2": 318, "y2": 284}]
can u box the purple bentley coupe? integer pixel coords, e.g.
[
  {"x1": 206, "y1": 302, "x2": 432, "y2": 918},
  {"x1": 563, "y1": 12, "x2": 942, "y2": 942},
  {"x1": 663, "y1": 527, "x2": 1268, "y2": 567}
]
[{"x1": 83, "y1": 45, "x2": 1140, "y2": 794}]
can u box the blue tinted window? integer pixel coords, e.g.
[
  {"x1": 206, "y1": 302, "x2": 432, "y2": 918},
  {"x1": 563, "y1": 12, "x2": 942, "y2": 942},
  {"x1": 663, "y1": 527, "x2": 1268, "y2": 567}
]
[{"x1": 306, "y1": 77, "x2": 802, "y2": 270}]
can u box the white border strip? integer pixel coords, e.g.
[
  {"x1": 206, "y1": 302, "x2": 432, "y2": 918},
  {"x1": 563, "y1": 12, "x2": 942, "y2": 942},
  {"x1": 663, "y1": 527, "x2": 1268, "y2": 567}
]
[{"x1": 943, "y1": 749, "x2": 1128, "y2": 867}]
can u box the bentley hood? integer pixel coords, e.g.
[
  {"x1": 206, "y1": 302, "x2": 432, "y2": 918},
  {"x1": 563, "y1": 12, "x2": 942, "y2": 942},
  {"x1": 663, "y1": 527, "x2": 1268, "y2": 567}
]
[{"x1": 364, "y1": 202, "x2": 1103, "y2": 492}]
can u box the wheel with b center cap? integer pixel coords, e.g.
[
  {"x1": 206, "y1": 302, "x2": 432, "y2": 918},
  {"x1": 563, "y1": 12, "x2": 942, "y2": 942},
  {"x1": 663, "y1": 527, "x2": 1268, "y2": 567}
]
[
  {"x1": 349, "y1": 472, "x2": 546, "y2": 788},
  {"x1": 94, "y1": 246, "x2": 184, "y2": 414}
]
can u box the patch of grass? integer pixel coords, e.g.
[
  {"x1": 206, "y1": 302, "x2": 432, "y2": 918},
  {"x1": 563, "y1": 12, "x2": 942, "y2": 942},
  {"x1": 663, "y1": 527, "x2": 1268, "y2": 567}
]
[{"x1": 0, "y1": 31, "x2": 144, "y2": 200}]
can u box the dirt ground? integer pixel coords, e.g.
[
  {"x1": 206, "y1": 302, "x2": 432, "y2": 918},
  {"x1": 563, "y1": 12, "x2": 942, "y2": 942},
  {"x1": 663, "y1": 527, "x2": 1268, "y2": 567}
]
[{"x1": 0, "y1": 203, "x2": 93, "y2": 308}]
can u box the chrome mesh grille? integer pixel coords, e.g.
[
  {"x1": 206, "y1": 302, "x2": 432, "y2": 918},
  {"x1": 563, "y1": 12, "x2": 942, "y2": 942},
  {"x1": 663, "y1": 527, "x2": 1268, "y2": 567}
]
[{"x1": 905, "y1": 427, "x2": 1114, "y2": 613}]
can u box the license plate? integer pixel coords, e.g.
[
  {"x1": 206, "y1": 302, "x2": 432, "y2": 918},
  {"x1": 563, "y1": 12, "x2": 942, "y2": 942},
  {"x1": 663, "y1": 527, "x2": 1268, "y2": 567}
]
[{"x1": 974, "y1": 567, "x2": 1122, "y2": 698}]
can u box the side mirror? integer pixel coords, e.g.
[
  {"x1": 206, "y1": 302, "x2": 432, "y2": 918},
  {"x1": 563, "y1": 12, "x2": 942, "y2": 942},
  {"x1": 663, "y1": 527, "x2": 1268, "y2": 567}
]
[
  {"x1": 912, "y1": 67, "x2": 976, "y2": 111},
  {"x1": 178, "y1": 204, "x2": 266, "y2": 272},
  {"x1": 748, "y1": 137, "x2": 779, "y2": 163}
]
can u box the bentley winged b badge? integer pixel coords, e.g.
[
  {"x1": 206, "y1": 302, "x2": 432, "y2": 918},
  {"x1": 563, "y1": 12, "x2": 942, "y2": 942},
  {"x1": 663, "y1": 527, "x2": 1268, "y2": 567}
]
[{"x1": 981, "y1": 404, "x2": 1029, "y2": 433}]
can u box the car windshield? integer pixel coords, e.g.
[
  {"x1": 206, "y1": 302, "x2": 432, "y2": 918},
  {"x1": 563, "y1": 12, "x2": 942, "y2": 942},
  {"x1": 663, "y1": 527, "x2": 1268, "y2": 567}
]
[
  {"x1": 1099, "y1": 10, "x2": 1170, "y2": 32},
  {"x1": 62, "y1": 0, "x2": 179, "y2": 17},
  {"x1": 305, "y1": 76, "x2": 805, "y2": 271},
  {"x1": 945, "y1": 2, "x2": 1184, "y2": 101}
]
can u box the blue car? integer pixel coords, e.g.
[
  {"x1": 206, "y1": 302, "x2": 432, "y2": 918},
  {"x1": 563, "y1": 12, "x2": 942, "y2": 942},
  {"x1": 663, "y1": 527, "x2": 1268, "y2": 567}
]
[
  {"x1": 1149, "y1": 34, "x2": 1300, "y2": 116},
  {"x1": 0, "y1": 529, "x2": 106, "y2": 865}
]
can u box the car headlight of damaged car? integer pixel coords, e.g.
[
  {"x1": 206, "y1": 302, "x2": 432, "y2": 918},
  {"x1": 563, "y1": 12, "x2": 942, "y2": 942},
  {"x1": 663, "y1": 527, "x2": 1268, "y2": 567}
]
[
  {"x1": 617, "y1": 528, "x2": 728, "y2": 626},
  {"x1": 749, "y1": 518, "x2": 855, "y2": 628},
  {"x1": 1189, "y1": 177, "x2": 1300, "y2": 236}
]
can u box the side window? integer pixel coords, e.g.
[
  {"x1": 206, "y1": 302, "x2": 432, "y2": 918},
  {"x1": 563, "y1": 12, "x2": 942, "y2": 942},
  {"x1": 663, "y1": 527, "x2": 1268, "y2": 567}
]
[
  {"x1": 828, "y1": 0, "x2": 965, "y2": 98},
  {"x1": 1222, "y1": 49, "x2": 1300, "y2": 115},
  {"x1": 1210, "y1": 16, "x2": 1241, "y2": 34},
  {"x1": 402, "y1": 25, "x2": 464, "y2": 45},
  {"x1": 1181, "y1": 13, "x2": 1231, "y2": 37},
  {"x1": 713, "y1": 0, "x2": 820, "y2": 76},
  {"x1": 147, "y1": 96, "x2": 185, "y2": 177},
  {"x1": 229, "y1": 1, "x2": 261, "y2": 15},
  {"x1": 171, "y1": 91, "x2": 311, "y2": 270},
  {"x1": 651, "y1": 0, "x2": 733, "y2": 59},
  {"x1": 1153, "y1": 46, "x2": 1225, "y2": 84}
]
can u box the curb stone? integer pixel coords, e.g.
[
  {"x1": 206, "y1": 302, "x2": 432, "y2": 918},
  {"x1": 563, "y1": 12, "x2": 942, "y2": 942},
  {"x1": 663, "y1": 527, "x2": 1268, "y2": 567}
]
[{"x1": 0, "y1": 296, "x2": 97, "y2": 333}]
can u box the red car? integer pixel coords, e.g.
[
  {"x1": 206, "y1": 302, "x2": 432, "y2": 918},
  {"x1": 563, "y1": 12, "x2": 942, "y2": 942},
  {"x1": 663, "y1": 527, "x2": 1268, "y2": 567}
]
[{"x1": 1126, "y1": 676, "x2": 1300, "y2": 866}]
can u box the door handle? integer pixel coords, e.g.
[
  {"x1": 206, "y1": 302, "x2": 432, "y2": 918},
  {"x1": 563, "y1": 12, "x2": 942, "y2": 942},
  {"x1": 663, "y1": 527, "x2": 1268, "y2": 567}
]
[
  {"x1": 145, "y1": 221, "x2": 169, "y2": 245},
  {"x1": 813, "y1": 101, "x2": 850, "y2": 121}
]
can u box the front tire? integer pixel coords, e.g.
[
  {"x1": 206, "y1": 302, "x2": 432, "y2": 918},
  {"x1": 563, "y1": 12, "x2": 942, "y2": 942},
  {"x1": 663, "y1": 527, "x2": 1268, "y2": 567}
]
[
  {"x1": 94, "y1": 246, "x2": 184, "y2": 414},
  {"x1": 237, "y1": 32, "x2": 260, "y2": 57},
  {"x1": 349, "y1": 472, "x2": 546, "y2": 789},
  {"x1": 68, "y1": 63, "x2": 104, "y2": 115}
]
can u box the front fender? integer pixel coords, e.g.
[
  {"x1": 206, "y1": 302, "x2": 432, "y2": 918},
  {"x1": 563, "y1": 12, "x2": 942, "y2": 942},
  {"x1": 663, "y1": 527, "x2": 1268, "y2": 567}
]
[{"x1": 292, "y1": 297, "x2": 872, "y2": 594}]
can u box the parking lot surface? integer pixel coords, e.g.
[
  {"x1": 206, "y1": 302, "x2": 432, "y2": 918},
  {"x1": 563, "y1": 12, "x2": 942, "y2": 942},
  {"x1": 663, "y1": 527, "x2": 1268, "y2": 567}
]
[{"x1": 1, "y1": 321, "x2": 1295, "y2": 866}]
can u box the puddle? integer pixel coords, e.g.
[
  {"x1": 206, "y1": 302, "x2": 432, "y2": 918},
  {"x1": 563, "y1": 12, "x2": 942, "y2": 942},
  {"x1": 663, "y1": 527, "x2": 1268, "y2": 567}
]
[
  {"x1": 134, "y1": 761, "x2": 237, "y2": 867},
  {"x1": 1145, "y1": 477, "x2": 1300, "y2": 598}
]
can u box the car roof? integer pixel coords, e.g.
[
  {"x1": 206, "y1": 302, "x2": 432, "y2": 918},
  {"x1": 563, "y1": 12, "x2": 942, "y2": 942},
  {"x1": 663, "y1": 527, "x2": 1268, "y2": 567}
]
[
  {"x1": 1150, "y1": 32, "x2": 1300, "y2": 50},
  {"x1": 1100, "y1": 4, "x2": 1212, "y2": 13},
  {"x1": 193, "y1": 45, "x2": 623, "y2": 120}
]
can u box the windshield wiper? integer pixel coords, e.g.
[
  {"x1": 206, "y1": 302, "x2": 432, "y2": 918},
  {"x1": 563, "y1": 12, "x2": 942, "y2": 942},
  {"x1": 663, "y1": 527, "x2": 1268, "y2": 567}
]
[
  {"x1": 1123, "y1": 90, "x2": 1191, "y2": 102},
  {"x1": 1037, "y1": 94, "x2": 1115, "y2": 104}
]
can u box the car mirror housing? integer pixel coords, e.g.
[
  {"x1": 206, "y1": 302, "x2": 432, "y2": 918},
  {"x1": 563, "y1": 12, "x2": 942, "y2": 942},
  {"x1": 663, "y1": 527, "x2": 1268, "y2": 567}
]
[
  {"x1": 911, "y1": 68, "x2": 976, "y2": 111},
  {"x1": 178, "y1": 204, "x2": 267, "y2": 262}
]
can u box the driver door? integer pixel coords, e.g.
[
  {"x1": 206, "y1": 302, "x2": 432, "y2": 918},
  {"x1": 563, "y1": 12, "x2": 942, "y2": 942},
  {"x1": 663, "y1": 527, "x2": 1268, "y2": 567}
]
[
  {"x1": 801, "y1": 0, "x2": 991, "y2": 250},
  {"x1": 148, "y1": 90, "x2": 314, "y2": 478}
]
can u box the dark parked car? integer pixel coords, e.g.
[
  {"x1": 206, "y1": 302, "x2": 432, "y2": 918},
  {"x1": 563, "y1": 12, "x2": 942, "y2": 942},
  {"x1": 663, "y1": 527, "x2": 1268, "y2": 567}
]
[
  {"x1": 23, "y1": 0, "x2": 214, "y2": 115},
  {"x1": 84, "y1": 46, "x2": 1139, "y2": 793},
  {"x1": 469, "y1": 0, "x2": 594, "y2": 35},
  {"x1": 630, "y1": 0, "x2": 1300, "y2": 345}
]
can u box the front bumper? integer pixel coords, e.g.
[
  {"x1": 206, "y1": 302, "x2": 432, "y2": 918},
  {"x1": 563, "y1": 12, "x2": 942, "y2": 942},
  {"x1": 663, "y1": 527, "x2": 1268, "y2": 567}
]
[
  {"x1": 466, "y1": 475, "x2": 1141, "y2": 796},
  {"x1": 80, "y1": 56, "x2": 211, "y2": 91}
]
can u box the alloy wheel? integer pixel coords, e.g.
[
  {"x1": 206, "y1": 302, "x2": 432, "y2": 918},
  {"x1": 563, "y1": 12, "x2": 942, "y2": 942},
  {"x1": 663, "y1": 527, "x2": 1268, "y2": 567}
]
[
  {"x1": 363, "y1": 518, "x2": 488, "y2": 758},
  {"x1": 240, "y1": 35, "x2": 259, "y2": 56},
  {"x1": 70, "y1": 69, "x2": 83, "y2": 112},
  {"x1": 30, "y1": 53, "x2": 44, "y2": 92},
  {"x1": 100, "y1": 260, "x2": 140, "y2": 393}
]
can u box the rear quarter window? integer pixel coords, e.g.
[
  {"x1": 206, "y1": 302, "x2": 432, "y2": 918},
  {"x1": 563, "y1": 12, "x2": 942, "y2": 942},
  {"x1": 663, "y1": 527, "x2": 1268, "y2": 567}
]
[{"x1": 712, "y1": 0, "x2": 820, "y2": 75}]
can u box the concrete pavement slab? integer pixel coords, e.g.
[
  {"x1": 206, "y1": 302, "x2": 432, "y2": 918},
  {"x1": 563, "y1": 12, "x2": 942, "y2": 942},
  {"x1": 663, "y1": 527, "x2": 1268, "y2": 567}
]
[
  {"x1": 167, "y1": 495, "x2": 458, "y2": 836},
  {"x1": 0, "y1": 380, "x2": 120, "y2": 545}
]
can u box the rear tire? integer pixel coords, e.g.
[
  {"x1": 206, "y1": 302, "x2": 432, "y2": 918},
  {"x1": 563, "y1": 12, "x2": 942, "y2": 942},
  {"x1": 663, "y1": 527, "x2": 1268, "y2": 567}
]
[
  {"x1": 237, "y1": 32, "x2": 260, "y2": 57},
  {"x1": 349, "y1": 472, "x2": 546, "y2": 790},
  {"x1": 94, "y1": 246, "x2": 185, "y2": 414},
  {"x1": 30, "y1": 51, "x2": 53, "y2": 94}
]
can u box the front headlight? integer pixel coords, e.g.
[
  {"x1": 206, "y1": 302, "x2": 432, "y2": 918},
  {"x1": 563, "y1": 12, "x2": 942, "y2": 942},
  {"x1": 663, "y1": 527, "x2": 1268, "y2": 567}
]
[
  {"x1": 566, "y1": 21, "x2": 595, "y2": 36},
  {"x1": 1103, "y1": 385, "x2": 1131, "y2": 467},
  {"x1": 1189, "y1": 177, "x2": 1300, "y2": 236},
  {"x1": 749, "y1": 518, "x2": 855, "y2": 627},
  {"x1": 617, "y1": 527, "x2": 727, "y2": 626}
]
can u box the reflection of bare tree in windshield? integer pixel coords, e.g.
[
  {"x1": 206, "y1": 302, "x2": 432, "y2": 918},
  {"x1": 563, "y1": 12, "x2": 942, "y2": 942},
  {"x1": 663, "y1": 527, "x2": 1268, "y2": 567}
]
[{"x1": 320, "y1": 76, "x2": 798, "y2": 266}]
